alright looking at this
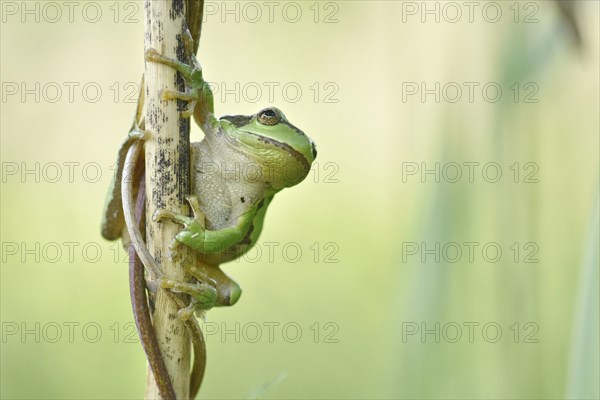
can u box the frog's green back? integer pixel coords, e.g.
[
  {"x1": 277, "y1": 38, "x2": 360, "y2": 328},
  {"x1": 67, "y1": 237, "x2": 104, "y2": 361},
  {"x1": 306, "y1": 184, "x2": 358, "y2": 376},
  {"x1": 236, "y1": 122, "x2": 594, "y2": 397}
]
[
  {"x1": 101, "y1": 135, "x2": 139, "y2": 241},
  {"x1": 101, "y1": 78, "x2": 146, "y2": 241}
]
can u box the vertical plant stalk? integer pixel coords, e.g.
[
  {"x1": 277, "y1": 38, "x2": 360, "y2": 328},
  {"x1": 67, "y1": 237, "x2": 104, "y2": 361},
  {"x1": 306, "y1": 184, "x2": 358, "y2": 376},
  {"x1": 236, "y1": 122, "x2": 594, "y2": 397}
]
[
  {"x1": 144, "y1": 0, "x2": 193, "y2": 398},
  {"x1": 567, "y1": 193, "x2": 600, "y2": 399}
]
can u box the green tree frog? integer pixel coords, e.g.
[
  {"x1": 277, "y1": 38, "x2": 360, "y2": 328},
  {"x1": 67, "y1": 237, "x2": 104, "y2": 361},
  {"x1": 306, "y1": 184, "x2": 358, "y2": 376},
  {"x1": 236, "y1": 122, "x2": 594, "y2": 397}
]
[{"x1": 102, "y1": 41, "x2": 317, "y2": 314}]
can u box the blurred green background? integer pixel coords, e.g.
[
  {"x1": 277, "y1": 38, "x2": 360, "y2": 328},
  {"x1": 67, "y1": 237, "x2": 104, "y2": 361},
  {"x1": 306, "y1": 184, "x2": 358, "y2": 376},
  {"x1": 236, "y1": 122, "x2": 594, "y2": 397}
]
[{"x1": 1, "y1": 1, "x2": 598, "y2": 399}]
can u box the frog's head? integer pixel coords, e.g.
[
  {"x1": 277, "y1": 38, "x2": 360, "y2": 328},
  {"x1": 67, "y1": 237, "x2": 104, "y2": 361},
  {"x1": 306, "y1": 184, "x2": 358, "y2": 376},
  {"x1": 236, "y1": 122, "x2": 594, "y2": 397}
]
[{"x1": 220, "y1": 107, "x2": 317, "y2": 190}]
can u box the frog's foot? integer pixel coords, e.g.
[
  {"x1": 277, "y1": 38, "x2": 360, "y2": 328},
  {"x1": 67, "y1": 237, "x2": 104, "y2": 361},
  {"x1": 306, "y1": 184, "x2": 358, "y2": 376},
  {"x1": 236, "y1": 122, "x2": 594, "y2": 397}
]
[
  {"x1": 145, "y1": 48, "x2": 203, "y2": 87},
  {"x1": 153, "y1": 209, "x2": 193, "y2": 227},
  {"x1": 146, "y1": 277, "x2": 159, "y2": 294},
  {"x1": 145, "y1": 48, "x2": 194, "y2": 79},
  {"x1": 186, "y1": 264, "x2": 242, "y2": 307},
  {"x1": 181, "y1": 28, "x2": 200, "y2": 69},
  {"x1": 128, "y1": 126, "x2": 152, "y2": 141},
  {"x1": 146, "y1": 46, "x2": 201, "y2": 119},
  {"x1": 160, "y1": 90, "x2": 198, "y2": 118},
  {"x1": 153, "y1": 210, "x2": 193, "y2": 252},
  {"x1": 185, "y1": 195, "x2": 205, "y2": 223},
  {"x1": 152, "y1": 197, "x2": 206, "y2": 234},
  {"x1": 160, "y1": 277, "x2": 218, "y2": 317},
  {"x1": 177, "y1": 302, "x2": 195, "y2": 321},
  {"x1": 182, "y1": 263, "x2": 217, "y2": 288},
  {"x1": 161, "y1": 90, "x2": 197, "y2": 102},
  {"x1": 145, "y1": 47, "x2": 207, "y2": 109},
  {"x1": 153, "y1": 198, "x2": 207, "y2": 253}
]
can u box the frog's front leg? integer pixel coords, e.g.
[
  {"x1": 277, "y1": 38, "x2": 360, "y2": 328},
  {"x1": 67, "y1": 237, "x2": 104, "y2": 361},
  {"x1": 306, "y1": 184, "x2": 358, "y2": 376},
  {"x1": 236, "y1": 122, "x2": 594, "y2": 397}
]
[
  {"x1": 154, "y1": 195, "x2": 258, "y2": 255},
  {"x1": 153, "y1": 195, "x2": 247, "y2": 308},
  {"x1": 145, "y1": 44, "x2": 216, "y2": 128},
  {"x1": 153, "y1": 195, "x2": 205, "y2": 251}
]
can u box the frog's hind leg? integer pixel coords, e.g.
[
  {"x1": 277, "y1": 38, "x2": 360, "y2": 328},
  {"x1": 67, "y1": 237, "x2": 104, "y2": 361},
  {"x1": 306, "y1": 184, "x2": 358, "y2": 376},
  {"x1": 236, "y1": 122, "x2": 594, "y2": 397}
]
[{"x1": 160, "y1": 278, "x2": 217, "y2": 315}]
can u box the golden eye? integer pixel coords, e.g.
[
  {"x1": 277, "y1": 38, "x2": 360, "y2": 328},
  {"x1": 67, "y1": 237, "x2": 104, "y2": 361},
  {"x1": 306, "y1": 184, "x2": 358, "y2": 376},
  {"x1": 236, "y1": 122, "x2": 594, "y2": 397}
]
[{"x1": 257, "y1": 108, "x2": 281, "y2": 126}]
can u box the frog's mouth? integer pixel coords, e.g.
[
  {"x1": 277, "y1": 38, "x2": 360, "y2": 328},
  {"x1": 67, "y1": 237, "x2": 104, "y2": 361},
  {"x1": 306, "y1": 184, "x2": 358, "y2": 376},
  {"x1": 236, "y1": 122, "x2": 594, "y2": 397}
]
[{"x1": 247, "y1": 132, "x2": 311, "y2": 176}]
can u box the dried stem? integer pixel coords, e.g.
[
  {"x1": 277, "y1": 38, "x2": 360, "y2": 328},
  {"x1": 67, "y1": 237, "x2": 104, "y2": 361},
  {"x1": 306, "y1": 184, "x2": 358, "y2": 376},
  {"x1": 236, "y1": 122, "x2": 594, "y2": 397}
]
[{"x1": 143, "y1": 0, "x2": 193, "y2": 398}]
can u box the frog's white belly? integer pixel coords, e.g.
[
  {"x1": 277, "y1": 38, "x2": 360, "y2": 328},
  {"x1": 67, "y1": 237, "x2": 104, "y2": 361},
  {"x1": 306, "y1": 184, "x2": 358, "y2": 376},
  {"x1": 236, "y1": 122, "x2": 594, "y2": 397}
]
[{"x1": 191, "y1": 140, "x2": 269, "y2": 230}]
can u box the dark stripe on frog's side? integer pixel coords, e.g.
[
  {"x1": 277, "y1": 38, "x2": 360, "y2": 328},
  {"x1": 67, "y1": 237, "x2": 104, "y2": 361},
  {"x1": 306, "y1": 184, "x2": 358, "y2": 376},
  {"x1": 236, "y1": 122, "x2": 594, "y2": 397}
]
[
  {"x1": 221, "y1": 114, "x2": 306, "y2": 139},
  {"x1": 279, "y1": 120, "x2": 317, "y2": 160},
  {"x1": 219, "y1": 114, "x2": 310, "y2": 168},
  {"x1": 278, "y1": 119, "x2": 306, "y2": 136},
  {"x1": 239, "y1": 198, "x2": 265, "y2": 245},
  {"x1": 267, "y1": 119, "x2": 314, "y2": 160},
  {"x1": 247, "y1": 132, "x2": 310, "y2": 172},
  {"x1": 220, "y1": 114, "x2": 253, "y2": 127}
]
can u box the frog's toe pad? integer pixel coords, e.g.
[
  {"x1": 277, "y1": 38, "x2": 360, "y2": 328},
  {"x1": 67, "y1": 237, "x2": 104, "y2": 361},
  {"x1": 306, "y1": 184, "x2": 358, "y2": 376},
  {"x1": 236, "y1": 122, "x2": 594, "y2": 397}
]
[
  {"x1": 226, "y1": 284, "x2": 242, "y2": 306},
  {"x1": 152, "y1": 209, "x2": 171, "y2": 222},
  {"x1": 144, "y1": 48, "x2": 159, "y2": 61},
  {"x1": 177, "y1": 306, "x2": 195, "y2": 321}
]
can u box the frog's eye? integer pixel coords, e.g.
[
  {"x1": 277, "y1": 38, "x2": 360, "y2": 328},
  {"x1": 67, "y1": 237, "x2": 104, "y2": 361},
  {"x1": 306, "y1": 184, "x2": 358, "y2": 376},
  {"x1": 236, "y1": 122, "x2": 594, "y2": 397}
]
[
  {"x1": 311, "y1": 142, "x2": 317, "y2": 160},
  {"x1": 257, "y1": 108, "x2": 282, "y2": 126}
]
